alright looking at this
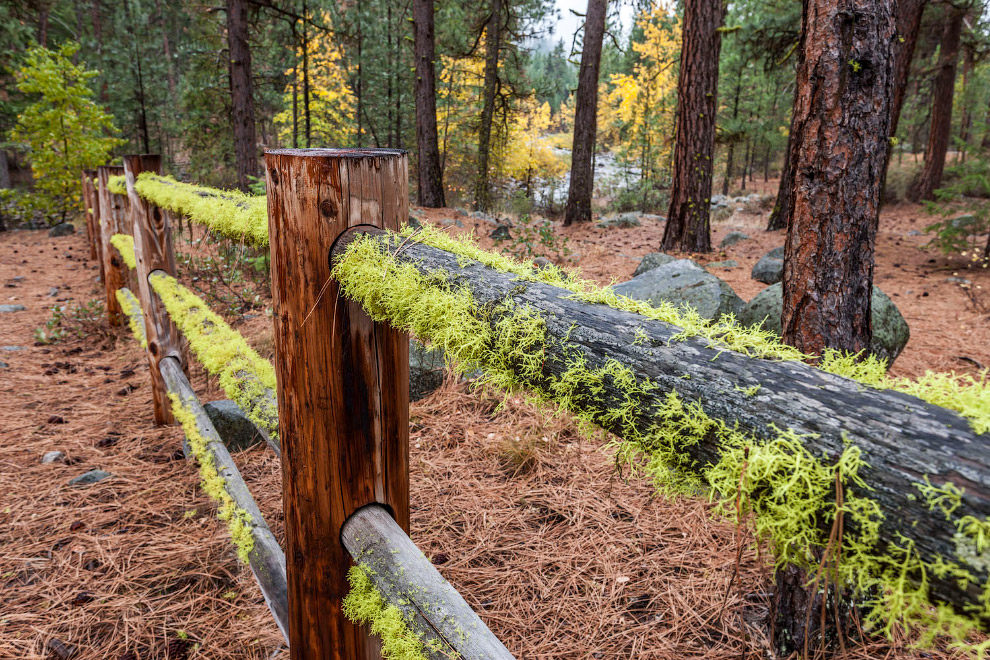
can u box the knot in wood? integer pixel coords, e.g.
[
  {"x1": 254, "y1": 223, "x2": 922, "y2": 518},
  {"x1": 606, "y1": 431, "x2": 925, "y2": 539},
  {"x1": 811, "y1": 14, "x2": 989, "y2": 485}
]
[
  {"x1": 268, "y1": 169, "x2": 279, "y2": 186},
  {"x1": 319, "y1": 199, "x2": 337, "y2": 219}
]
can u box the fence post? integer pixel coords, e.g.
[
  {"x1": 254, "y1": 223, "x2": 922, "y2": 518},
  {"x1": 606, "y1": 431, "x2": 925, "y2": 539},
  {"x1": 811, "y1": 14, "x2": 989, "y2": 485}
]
[
  {"x1": 122, "y1": 154, "x2": 186, "y2": 426},
  {"x1": 81, "y1": 170, "x2": 101, "y2": 268},
  {"x1": 265, "y1": 148, "x2": 410, "y2": 660},
  {"x1": 97, "y1": 165, "x2": 126, "y2": 326}
]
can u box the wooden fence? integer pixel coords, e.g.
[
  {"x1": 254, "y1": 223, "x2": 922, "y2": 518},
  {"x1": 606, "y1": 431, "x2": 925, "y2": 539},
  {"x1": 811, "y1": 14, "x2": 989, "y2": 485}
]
[{"x1": 85, "y1": 149, "x2": 990, "y2": 660}]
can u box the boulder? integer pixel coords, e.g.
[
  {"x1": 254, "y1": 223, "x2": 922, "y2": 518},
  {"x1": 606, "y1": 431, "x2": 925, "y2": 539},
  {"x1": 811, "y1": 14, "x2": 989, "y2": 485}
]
[
  {"x1": 48, "y1": 223, "x2": 75, "y2": 237},
  {"x1": 598, "y1": 212, "x2": 641, "y2": 229},
  {"x1": 489, "y1": 224, "x2": 511, "y2": 242},
  {"x1": 0, "y1": 361, "x2": 7, "y2": 369},
  {"x1": 633, "y1": 252, "x2": 677, "y2": 277},
  {"x1": 406, "y1": 215, "x2": 422, "y2": 229},
  {"x1": 706, "y1": 260, "x2": 738, "y2": 269},
  {"x1": 738, "y1": 283, "x2": 910, "y2": 365},
  {"x1": 203, "y1": 400, "x2": 264, "y2": 452},
  {"x1": 719, "y1": 231, "x2": 750, "y2": 248},
  {"x1": 612, "y1": 259, "x2": 745, "y2": 321},
  {"x1": 0, "y1": 304, "x2": 26, "y2": 313},
  {"x1": 640, "y1": 214, "x2": 666, "y2": 223},
  {"x1": 410, "y1": 339, "x2": 445, "y2": 401},
  {"x1": 766, "y1": 246, "x2": 785, "y2": 260},
  {"x1": 69, "y1": 469, "x2": 112, "y2": 486},
  {"x1": 42, "y1": 451, "x2": 65, "y2": 464},
  {"x1": 752, "y1": 257, "x2": 783, "y2": 285}
]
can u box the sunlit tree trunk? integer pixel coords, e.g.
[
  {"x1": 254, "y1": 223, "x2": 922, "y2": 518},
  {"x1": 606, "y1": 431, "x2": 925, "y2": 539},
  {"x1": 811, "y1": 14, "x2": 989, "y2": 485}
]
[
  {"x1": 563, "y1": 0, "x2": 609, "y2": 225},
  {"x1": 661, "y1": 0, "x2": 725, "y2": 253},
  {"x1": 413, "y1": 0, "x2": 446, "y2": 207}
]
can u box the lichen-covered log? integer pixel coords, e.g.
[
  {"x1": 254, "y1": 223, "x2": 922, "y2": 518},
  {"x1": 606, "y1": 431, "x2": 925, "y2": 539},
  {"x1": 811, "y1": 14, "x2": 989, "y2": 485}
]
[
  {"x1": 342, "y1": 505, "x2": 515, "y2": 660},
  {"x1": 159, "y1": 356, "x2": 288, "y2": 642},
  {"x1": 331, "y1": 227, "x2": 990, "y2": 638}
]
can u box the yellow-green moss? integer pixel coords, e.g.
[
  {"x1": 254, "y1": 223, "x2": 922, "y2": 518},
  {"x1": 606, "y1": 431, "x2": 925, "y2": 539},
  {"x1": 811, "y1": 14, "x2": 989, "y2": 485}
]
[
  {"x1": 167, "y1": 392, "x2": 255, "y2": 563},
  {"x1": 342, "y1": 566, "x2": 432, "y2": 660},
  {"x1": 110, "y1": 233, "x2": 137, "y2": 270},
  {"x1": 115, "y1": 287, "x2": 147, "y2": 349},
  {"x1": 107, "y1": 174, "x2": 127, "y2": 196},
  {"x1": 149, "y1": 273, "x2": 278, "y2": 441},
  {"x1": 132, "y1": 173, "x2": 268, "y2": 246},
  {"x1": 331, "y1": 231, "x2": 990, "y2": 655}
]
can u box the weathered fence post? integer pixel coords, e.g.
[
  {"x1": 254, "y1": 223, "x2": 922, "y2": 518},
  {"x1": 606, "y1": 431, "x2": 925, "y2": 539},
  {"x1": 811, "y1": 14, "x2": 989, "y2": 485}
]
[
  {"x1": 123, "y1": 154, "x2": 186, "y2": 426},
  {"x1": 97, "y1": 165, "x2": 127, "y2": 326},
  {"x1": 265, "y1": 148, "x2": 410, "y2": 660},
  {"x1": 81, "y1": 170, "x2": 101, "y2": 268}
]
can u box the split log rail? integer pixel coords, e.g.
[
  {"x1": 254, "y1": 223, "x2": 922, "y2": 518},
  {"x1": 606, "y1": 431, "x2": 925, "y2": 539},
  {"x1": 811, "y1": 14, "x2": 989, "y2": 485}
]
[{"x1": 85, "y1": 149, "x2": 990, "y2": 660}]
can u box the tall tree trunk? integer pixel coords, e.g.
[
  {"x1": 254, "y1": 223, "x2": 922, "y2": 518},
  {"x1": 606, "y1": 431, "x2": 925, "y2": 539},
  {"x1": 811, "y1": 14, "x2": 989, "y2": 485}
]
[
  {"x1": 722, "y1": 69, "x2": 742, "y2": 197},
  {"x1": 907, "y1": 8, "x2": 963, "y2": 202},
  {"x1": 413, "y1": 0, "x2": 446, "y2": 207},
  {"x1": 227, "y1": 0, "x2": 259, "y2": 191},
  {"x1": 563, "y1": 0, "x2": 609, "y2": 226},
  {"x1": 781, "y1": 0, "x2": 895, "y2": 359},
  {"x1": 661, "y1": 0, "x2": 725, "y2": 253},
  {"x1": 958, "y1": 45, "x2": 974, "y2": 163},
  {"x1": 473, "y1": 0, "x2": 503, "y2": 212},
  {"x1": 302, "y1": 3, "x2": 311, "y2": 148},
  {"x1": 38, "y1": 3, "x2": 50, "y2": 47},
  {"x1": 982, "y1": 94, "x2": 990, "y2": 150},
  {"x1": 888, "y1": 0, "x2": 927, "y2": 139},
  {"x1": 740, "y1": 134, "x2": 750, "y2": 191},
  {"x1": 767, "y1": 85, "x2": 799, "y2": 231}
]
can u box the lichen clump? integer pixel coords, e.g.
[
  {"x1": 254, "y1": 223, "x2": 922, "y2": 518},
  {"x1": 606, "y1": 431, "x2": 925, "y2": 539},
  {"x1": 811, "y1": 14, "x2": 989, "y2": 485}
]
[
  {"x1": 331, "y1": 228, "x2": 990, "y2": 655},
  {"x1": 115, "y1": 287, "x2": 147, "y2": 349},
  {"x1": 133, "y1": 173, "x2": 268, "y2": 246},
  {"x1": 107, "y1": 174, "x2": 127, "y2": 196},
  {"x1": 149, "y1": 272, "x2": 278, "y2": 441},
  {"x1": 167, "y1": 392, "x2": 255, "y2": 563},
  {"x1": 110, "y1": 233, "x2": 136, "y2": 270},
  {"x1": 342, "y1": 566, "x2": 432, "y2": 660}
]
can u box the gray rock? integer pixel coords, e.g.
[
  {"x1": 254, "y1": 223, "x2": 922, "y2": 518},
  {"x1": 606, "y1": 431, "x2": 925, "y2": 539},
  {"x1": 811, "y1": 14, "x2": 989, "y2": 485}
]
[
  {"x1": 710, "y1": 194, "x2": 729, "y2": 208},
  {"x1": 69, "y1": 469, "x2": 112, "y2": 486},
  {"x1": 0, "y1": 304, "x2": 26, "y2": 313},
  {"x1": 907, "y1": 230, "x2": 922, "y2": 237},
  {"x1": 613, "y1": 259, "x2": 745, "y2": 321},
  {"x1": 766, "y1": 246, "x2": 785, "y2": 260},
  {"x1": 2, "y1": 345, "x2": 26, "y2": 351},
  {"x1": 752, "y1": 255, "x2": 784, "y2": 285},
  {"x1": 946, "y1": 277, "x2": 972, "y2": 286},
  {"x1": 738, "y1": 284, "x2": 910, "y2": 365},
  {"x1": 203, "y1": 400, "x2": 264, "y2": 452},
  {"x1": 48, "y1": 222, "x2": 75, "y2": 237},
  {"x1": 454, "y1": 207, "x2": 469, "y2": 217},
  {"x1": 532, "y1": 257, "x2": 552, "y2": 270},
  {"x1": 598, "y1": 212, "x2": 641, "y2": 228},
  {"x1": 0, "y1": 361, "x2": 7, "y2": 369},
  {"x1": 706, "y1": 260, "x2": 739, "y2": 269},
  {"x1": 42, "y1": 451, "x2": 65, "y2": 464},
  {"x1": 640, "y1": 214, "x2": 666, "y2": 223},
  {"x1": 633, "y1": 252, "x2": 677, "y2": 277},
  {"x1": 951, "y1": 215, "x2": 979, "y2": 229},
  {"x1": 489, "y1": 225, "x2": 512, "y2": 242},
  {"x1": 719, "y1": 231, "x2": 750, "y2": 248},
  {"x1": 409, "y1": 339, "x2": 445, "y2": 401},
  {"x1": 406, "y1": 215, "x2": 422, "y2": 229}
]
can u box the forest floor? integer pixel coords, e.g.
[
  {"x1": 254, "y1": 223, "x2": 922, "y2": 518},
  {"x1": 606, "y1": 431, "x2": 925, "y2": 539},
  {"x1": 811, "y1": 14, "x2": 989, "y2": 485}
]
[{"x1": 0, "y1": 192, "x2": 987, "y2": 659}]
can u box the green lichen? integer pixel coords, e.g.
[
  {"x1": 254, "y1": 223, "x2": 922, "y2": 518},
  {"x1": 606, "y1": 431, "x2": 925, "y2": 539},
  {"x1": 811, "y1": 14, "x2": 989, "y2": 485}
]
[
  {"x1": 331, "y1": 230, "x2": 990, "y2": 655},
  {"x1": 107, "y1": 174, "x2": 127, "y2": 196},
  {"x1": 149, "y1": 272, "x2": 279, "y2": 442},
  {"x1": 110, "y1": 233, "x2": 136, "y2": 270},
  {"x1": 168, "y1": 391, "x2": 255, "y2": 563},
  {"x1": 132, "y1": 173, "x2": 268, "y2": 246},
  {"x1": 115, "y1": 287, "x2": 147, "y2": 349},
  {"x1": 342, "y1": 566, "x2": 431, "y2": 660}
]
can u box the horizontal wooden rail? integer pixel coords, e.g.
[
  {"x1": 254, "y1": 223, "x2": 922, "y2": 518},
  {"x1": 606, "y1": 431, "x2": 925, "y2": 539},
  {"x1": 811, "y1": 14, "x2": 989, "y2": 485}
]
[
  {"x1": 159, "y1": 356, "x2": 289, "y2": 642},
  {"x1": 342, "y1": 504, "x2": 515, "y2": 660},
  {"x1": 331, "y1": 226, "x2": 990, "y2": 621}
]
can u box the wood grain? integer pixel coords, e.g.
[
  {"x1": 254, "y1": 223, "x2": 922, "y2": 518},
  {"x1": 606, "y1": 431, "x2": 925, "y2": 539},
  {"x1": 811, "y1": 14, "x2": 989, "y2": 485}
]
[
  {"x1": 97, "y1": 165, "x2": 126, "y2": 326},
  {"x1": 265, "y1": 148, "x2": 409, "y2": 660},
  {"x1": 123, "y1": 154, "x2": 187, "y2": 425}
]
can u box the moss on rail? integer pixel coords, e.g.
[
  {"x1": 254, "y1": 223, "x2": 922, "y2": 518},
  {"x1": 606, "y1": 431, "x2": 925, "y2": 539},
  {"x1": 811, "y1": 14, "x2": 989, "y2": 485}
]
[
  {"x1": 148, "y1": 272, "x2": 278, "y2": 442},
  {"x1": 115, "y1": 287, "x2": 146, "y2": 349},
  {"x1": 107, "y1": 174, "x2": 127, "y2": 196},
  {"x1": 332, "y1": 229, "x2": 990, "y2": 656},
  {"x1": 343, "y1": 566, "x2": 434, "y2": 660},
  {"x1": 132, "y1": 173, "x2": 268, "y2": 246},
  {"x1": 110, "y1": 233, "x2": 136, "y2": 270}
]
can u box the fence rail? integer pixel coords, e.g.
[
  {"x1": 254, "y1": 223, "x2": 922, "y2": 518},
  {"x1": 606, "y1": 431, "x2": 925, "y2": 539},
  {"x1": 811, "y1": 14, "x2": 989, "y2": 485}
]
[{"x1": 86, "y1": 149, "x2": 990, "y2": 660}]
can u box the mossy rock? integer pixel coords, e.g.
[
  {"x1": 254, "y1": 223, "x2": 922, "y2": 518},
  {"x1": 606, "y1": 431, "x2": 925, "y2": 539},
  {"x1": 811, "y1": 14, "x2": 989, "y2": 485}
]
[
  {"x1": 409, "y1": 339, "x2": 445, "y2": 401},
  {"x1": 613, "y1": 259, "x2": 745, "y2": 321},
  {"x1": 632, "y1": 251, "x2": 677, "y2": 277},
  {"x1": 752, "y1": 248, "x2": 784, "y2": 284},
  {"x1": 739, "y1": 283, "x2": 910, "y2": 365},
  {"x1": 204, "y1": 400, "x2": 264, "y2": 452}
]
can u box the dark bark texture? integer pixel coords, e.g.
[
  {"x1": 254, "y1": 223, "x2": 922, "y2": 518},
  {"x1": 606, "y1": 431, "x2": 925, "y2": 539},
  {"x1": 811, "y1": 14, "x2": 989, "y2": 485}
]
[
  {"x1": 413, "y1": 0, "x2": 446, "y2": 208},
  {"x1": 473, "y1": 0, "x2": 503, "y2": 213},
  {"x1": 563, "y1": 0, "x2": 609, "y2": 226},
  {"x1": 907, "y1": 8, "x2": 963, "y2": 202},
  {"x1": 226, "y1": 0, "x2": 259, "y2": 192},
  {"x1": 888, "y1": 0, "x2": 927, "y2": 139},
  {"x1": 333, "y1": 227, "x2": 990, "y2": 624},
  {"x1": 766, "y1": 86, "x2": 798, "y2": 232},
  {"x1": 661, "y1": 0, "x2": 724, "y2": 253},
  {"x1": 781, "y1": 0, "x2": 896, "y2": 358}
]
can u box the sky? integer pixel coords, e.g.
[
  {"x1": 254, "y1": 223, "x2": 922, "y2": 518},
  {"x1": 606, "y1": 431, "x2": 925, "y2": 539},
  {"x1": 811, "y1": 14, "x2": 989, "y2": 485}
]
[{"x1": 535, "y1": 0, "x2": 635, "y2": 52}]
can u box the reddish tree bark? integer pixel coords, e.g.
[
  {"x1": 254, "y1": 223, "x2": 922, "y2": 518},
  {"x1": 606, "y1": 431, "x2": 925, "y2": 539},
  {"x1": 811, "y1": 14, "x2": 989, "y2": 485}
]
[
  {"x1": 563, "y1": 0, "x2": 609, "y2": 226},
  {"x1": 781, "y1": 0, "x2": 896, "y2": 359},
  {"x1": 226, "y1": 0, "x2": 259, "y2": 192},
  {"x1": 907, "y1": 8, "x2": 963, "y2": 202},
  {"x1": 661, "y1": 0, "x2": 725, "y2": 253},
  {"x1": 413, "y1": 0, "x2": 446, "y2": 207},
  {"x1": 889, "y1": 0, "x2": 928, "y2": 139}
]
